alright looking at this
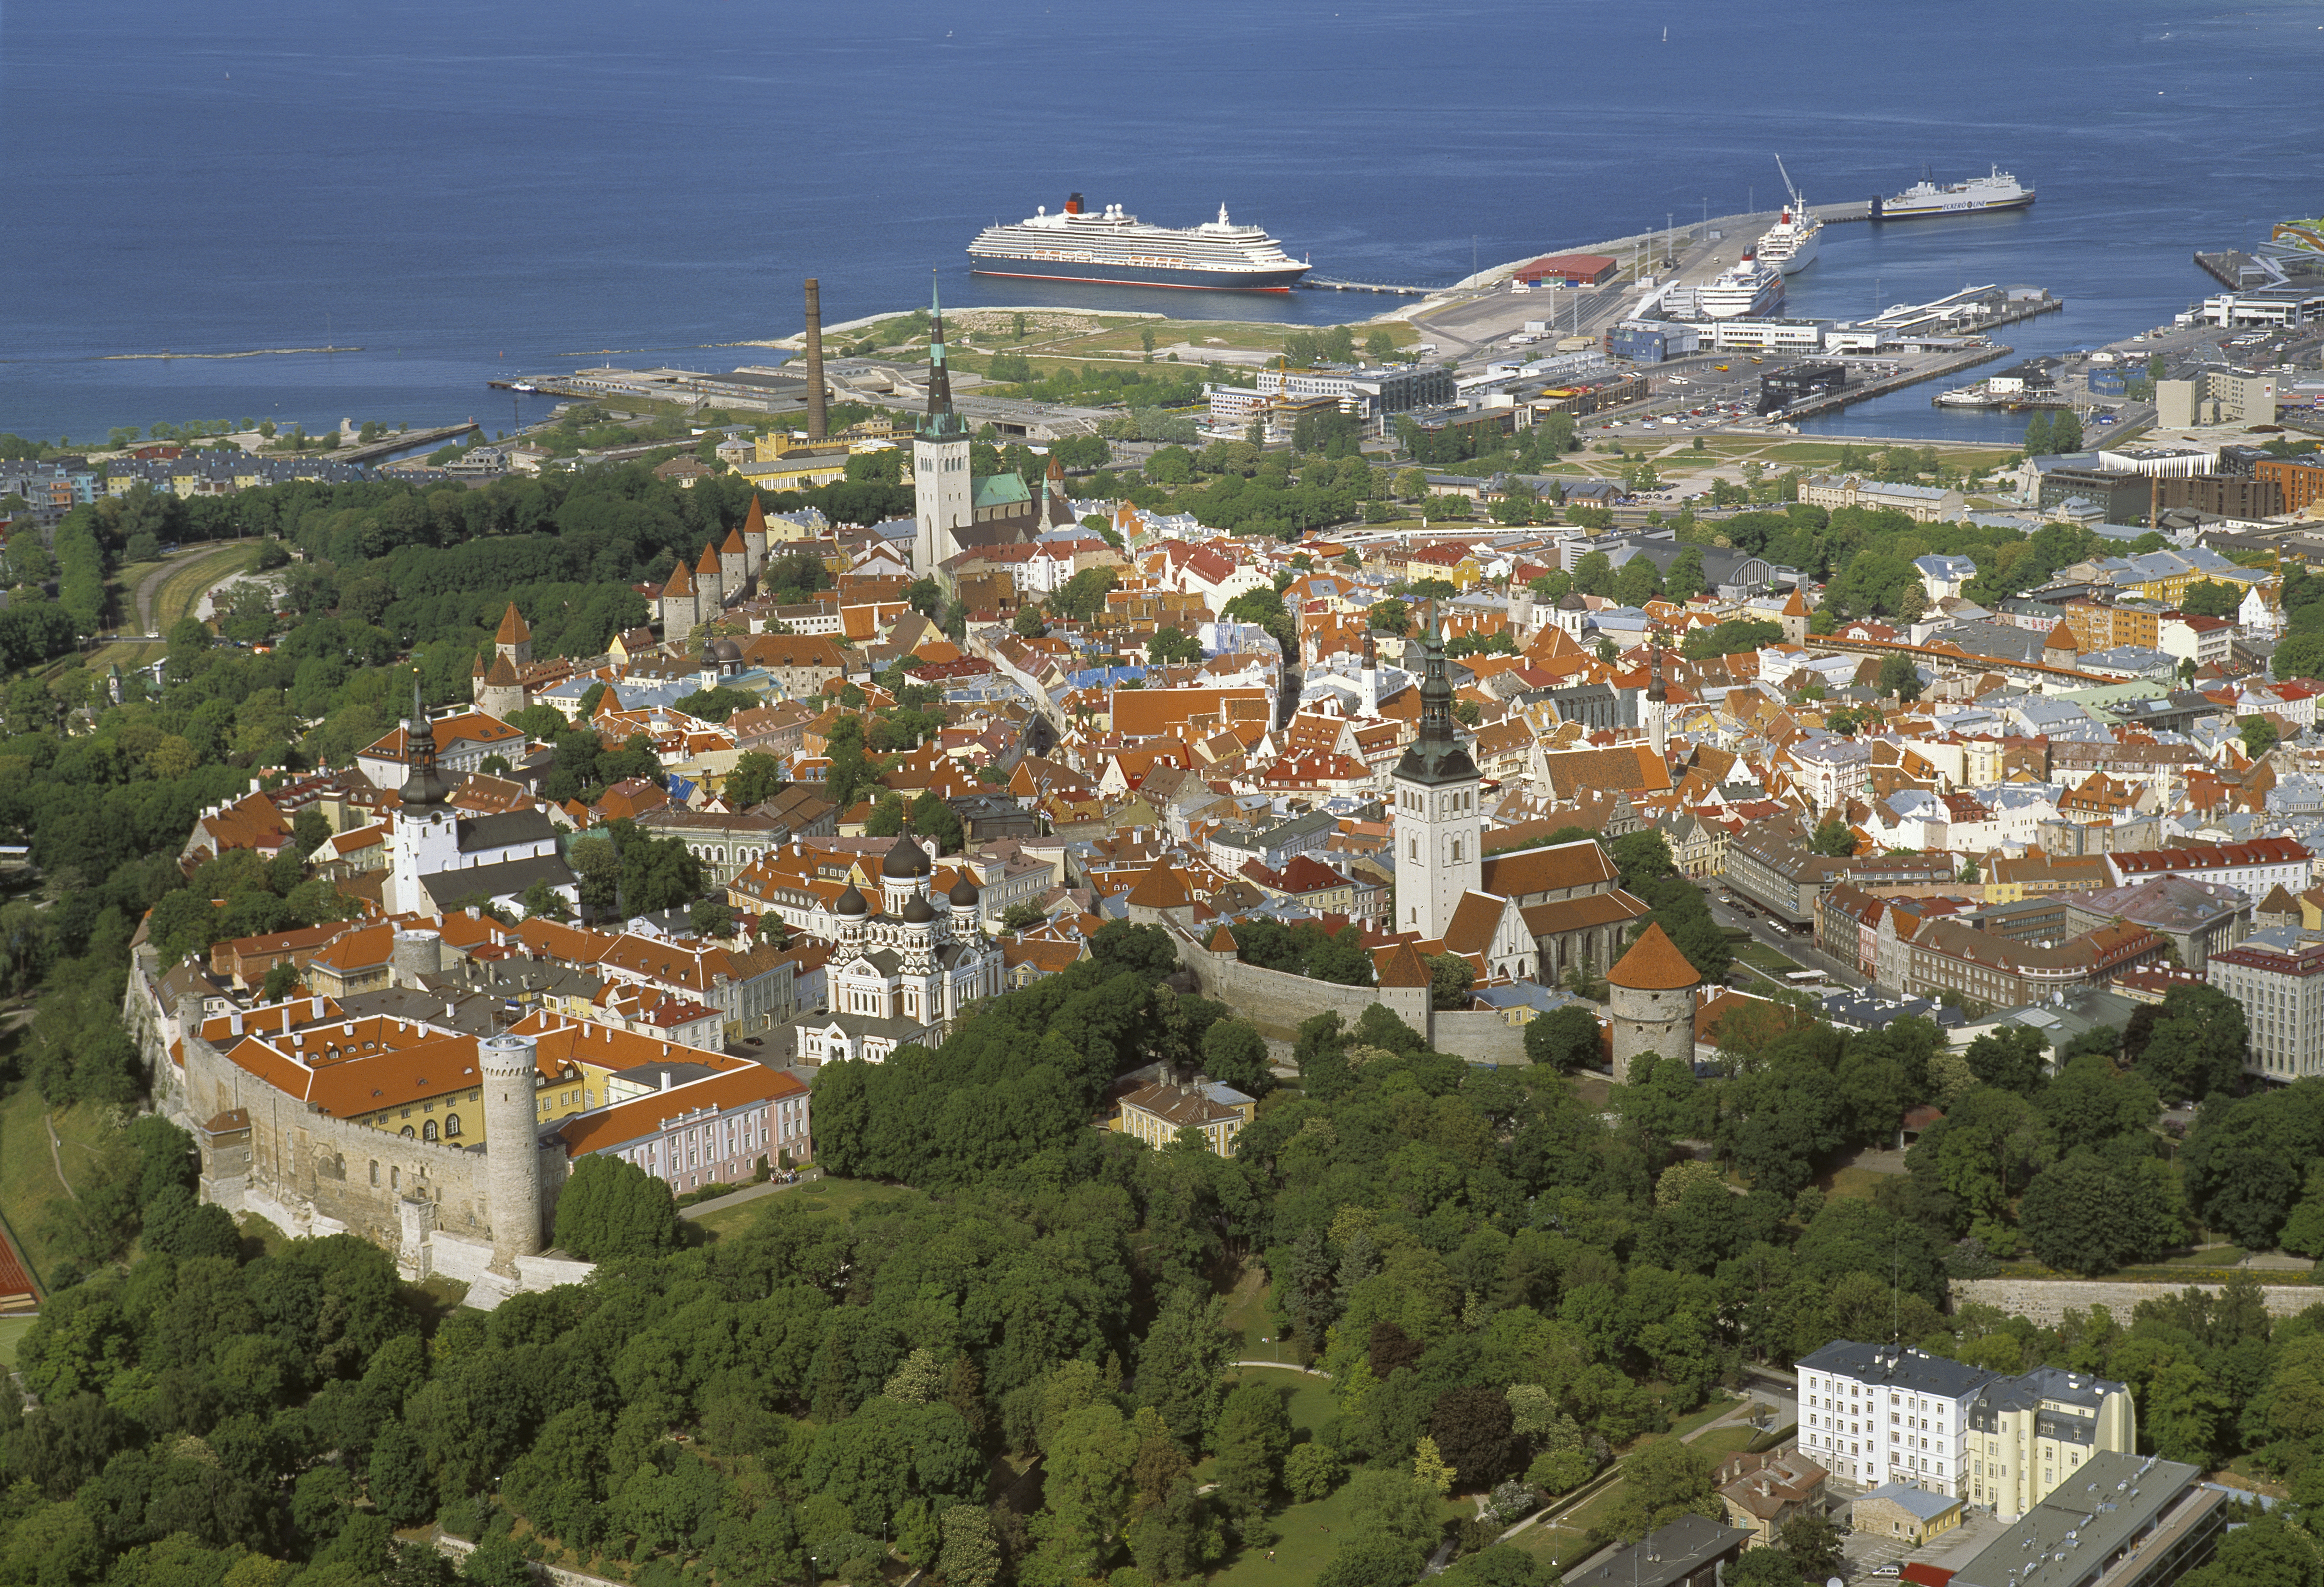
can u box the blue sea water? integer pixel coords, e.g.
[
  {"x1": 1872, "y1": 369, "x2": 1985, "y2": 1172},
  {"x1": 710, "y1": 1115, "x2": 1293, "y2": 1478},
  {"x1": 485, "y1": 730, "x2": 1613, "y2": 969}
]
[{"x1": 1, "y1": 0, "x2": 2319, "y2": 446}]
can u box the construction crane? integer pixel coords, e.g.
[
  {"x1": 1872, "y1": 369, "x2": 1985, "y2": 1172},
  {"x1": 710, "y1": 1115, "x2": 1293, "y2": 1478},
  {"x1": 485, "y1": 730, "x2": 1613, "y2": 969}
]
[{"x1": 1774, "y1": 154, "x2": 1805, "y2": 215}]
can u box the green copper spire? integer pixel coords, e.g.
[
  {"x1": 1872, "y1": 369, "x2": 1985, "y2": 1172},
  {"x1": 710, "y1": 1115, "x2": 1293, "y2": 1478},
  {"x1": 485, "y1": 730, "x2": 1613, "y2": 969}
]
[{"x1": 924, "y1": 267, "x2": 958, "y2": 433}]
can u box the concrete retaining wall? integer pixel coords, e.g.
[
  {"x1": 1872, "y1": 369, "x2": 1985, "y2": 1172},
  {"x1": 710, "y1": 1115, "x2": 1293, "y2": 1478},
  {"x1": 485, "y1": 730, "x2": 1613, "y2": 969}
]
[{"x1": 1952, "y1": 1276, "x2": 2323, "y2": 1327}]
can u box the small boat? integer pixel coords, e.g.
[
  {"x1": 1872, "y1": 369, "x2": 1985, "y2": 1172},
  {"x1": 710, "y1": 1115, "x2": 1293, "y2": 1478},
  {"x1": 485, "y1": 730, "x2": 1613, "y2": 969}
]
[{"x1": 510, "y1": 382, "x2": 537, "y2": 393}]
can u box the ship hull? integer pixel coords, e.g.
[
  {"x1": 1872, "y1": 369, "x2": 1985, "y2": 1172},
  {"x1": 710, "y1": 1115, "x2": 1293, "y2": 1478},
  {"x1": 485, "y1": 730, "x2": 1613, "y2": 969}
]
[
  {"x1": 1762, "y1": 228, "x2": 1820, "y2": 275},
  {"x1": 968, "y1": 255, "x2": 1309, "y2": 292}
]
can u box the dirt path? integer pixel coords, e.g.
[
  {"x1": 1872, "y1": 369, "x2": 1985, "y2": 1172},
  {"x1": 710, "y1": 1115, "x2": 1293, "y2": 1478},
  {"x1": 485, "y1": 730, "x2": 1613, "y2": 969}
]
[{"x1": 44, "y1": 1113, "x2": 76, "y2": 1201}]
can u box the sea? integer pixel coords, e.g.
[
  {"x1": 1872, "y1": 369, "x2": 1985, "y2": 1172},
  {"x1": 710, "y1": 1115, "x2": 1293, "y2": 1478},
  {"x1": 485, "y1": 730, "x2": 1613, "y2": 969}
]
[{"x1": 2, "y1": 0, "x2": 2320, "y2": 449}]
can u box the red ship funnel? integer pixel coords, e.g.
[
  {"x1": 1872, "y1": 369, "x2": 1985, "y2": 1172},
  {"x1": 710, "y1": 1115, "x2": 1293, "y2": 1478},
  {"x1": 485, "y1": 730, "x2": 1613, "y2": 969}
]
[{"x1": 1065, "y1": 192, "x2": 1084, "y2": 215}]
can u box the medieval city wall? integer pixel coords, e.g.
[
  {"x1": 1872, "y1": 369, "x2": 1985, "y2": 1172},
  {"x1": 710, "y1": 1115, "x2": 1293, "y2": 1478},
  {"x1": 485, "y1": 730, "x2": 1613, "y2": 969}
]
[
  {"x1": 1176, "y1": 937, "x2": 1433, "y2": 1041},
  {"x1": 180, "y1": 1029, "x2": 510, "y2": 1259},
  {"x1": 1951, "y1": 1276, "x2": 2323, "y2": 1327}
]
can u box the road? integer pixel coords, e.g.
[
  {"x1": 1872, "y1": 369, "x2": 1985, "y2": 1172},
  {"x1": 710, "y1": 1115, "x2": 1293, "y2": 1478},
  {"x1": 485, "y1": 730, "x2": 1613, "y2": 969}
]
[{"x1": 1696, "y1": 880, "x2": 1874, "y2": 994}]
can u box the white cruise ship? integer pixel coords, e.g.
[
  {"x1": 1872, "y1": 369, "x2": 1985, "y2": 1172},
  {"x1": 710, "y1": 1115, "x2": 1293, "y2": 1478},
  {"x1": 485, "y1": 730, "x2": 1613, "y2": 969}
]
[
  {"x1": 967, "y1": 194, "x2": 1311, "y2": 292},
  {"x1": 1755, "y1": 206, "x2": 1822, "y2": 275},
  {"x1": 1874, "y1": 166, "x2": 2036, "y2": 220},
  {"x1": 1693, "y1": 253, "x2": 1785, "y2": 319}
]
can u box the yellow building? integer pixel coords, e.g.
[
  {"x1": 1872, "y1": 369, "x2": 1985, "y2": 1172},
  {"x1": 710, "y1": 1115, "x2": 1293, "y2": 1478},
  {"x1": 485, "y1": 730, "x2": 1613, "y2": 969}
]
[
  {"x1": 1116, "y1": 1077, "x2": 1256, "y2": 1158},
  {"x1": 1965, "y1": 1368, "x2": 2138, "y2": 1520},
  {"x1": 1850, "y1": 1484, "x2": 1963, "y2": 1546}
]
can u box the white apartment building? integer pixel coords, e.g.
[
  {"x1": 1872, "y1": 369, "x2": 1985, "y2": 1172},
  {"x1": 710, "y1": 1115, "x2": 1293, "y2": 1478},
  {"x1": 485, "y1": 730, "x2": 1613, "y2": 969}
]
[
  {"x1": 2207, "y1": 925, "x2": 2324, "y2": 1081},
  {"x1": 1791, "y1": 738, "x2": 1872, "y2": 815},
  {"x1": 1797, "y1": 1342, "x2": 1990, "y2": 1499},
  {"x1": 1797, "y1": 1343, "x2": 2136, "y2": 1519}
]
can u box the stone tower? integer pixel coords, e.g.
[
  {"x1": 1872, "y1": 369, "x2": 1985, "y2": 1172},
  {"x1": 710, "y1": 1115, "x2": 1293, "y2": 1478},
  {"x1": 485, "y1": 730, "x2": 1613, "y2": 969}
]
[
  {"x1": 913, "y1": 276, "x2": 972, "y2": 575},
  {"x1": 659, "y1": 557, "x2": 699, "y2": 638},
  {"x1": 1606, "y1": 921, "x2": 1701, "y2": 1084},
  {"x1": 740, "y1": 494, "x2": 769, "y2": 579},
  {"x1": 719, "y1": 525, "x2": 748, "y2": 595},
  {"x1": 493, "y1": 601, "x2": 533, "y2": 669},
  {"x1": 693, "y1": 540, "x2": 725, "y2": 614},
  {"x1": 1391, "y1": 608, "x2": 1480, "y2": 940},
  {"x1": 478, "y1": 1032, "x2": 544, "y2": 1272}
]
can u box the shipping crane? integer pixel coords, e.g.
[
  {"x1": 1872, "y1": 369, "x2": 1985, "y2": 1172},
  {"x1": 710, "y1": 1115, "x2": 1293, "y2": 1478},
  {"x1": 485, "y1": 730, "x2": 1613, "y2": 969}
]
[{"x1": 1774, "y1": 154, "x2": 1805, "y2": 215}]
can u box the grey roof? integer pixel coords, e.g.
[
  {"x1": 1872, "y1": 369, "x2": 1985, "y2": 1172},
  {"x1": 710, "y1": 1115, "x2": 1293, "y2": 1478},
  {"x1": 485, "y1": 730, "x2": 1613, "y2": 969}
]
[
  {"x1": 1795, "y1": 1341, "x2": 1999, "y2": 1400},
  {"x1": 1948, "y1": 1452, "x2": 2211, "y2": 1587},
  {"x1": 1940, "y1": 620, "x2": 2051, "y2": 667},
  {"x1": 1567, "y1": 1515, "x2": 1752, "y2": 1587},
  {"x1": 1855, "y1": 1482, "x2": 1962, "y2": 1521},
  {"x1": 418, "y1": 853, "x2": 578, "y2": 909}
]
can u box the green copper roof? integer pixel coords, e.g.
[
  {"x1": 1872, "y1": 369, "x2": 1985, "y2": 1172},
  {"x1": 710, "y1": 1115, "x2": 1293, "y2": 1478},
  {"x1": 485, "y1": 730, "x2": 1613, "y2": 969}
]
[{"x1": 972, "y1": 473, "x2": 1032, "y2": 509}]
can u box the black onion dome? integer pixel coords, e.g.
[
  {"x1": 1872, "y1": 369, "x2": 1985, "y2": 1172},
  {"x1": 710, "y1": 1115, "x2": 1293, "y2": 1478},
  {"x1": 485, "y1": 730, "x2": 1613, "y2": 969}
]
[
  {"x1": 833, "y1": 882, "x2": 869, "y2": 916},
  {"x1": 901, "y1": 893, "x2": 935, "y2": 924},
  {"x1": 948, "y1": 871, "x2": 980, "y2": 906},
  {"x1": 881, "y1": 835, "x2": 932, "y2": 878}
]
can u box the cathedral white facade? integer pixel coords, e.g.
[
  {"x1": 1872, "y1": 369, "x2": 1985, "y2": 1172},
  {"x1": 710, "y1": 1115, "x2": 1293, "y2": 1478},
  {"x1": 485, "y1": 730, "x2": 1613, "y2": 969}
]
[{"x1": 793, "y1": 835, "x2": 1004, "y2": 1065}]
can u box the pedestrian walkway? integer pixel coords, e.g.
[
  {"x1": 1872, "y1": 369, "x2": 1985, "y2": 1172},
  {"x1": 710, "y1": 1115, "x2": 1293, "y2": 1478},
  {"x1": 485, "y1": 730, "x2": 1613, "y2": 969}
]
[{"x1": 677, "y1": 1170, "x2": 822, "y2": 1222}]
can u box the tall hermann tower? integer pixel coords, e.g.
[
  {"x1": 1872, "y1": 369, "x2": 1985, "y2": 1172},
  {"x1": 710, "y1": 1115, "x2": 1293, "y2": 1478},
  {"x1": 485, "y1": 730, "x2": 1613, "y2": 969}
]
[
  {"x1": 912, "y1": 273, "x2": 972, "y2": 576},
  {"x1": 478, "y1": 1032, "x2": 544, "y2": 1273},
  {"x1": 1392, "y1": 607, "x2": 1481, "y2": 940}
]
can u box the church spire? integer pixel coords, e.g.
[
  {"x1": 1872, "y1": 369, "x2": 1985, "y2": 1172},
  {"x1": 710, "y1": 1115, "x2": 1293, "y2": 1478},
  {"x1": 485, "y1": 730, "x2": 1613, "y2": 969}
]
[{"x1": 925, "y1": 270, "x2": 956, "y2": 427}]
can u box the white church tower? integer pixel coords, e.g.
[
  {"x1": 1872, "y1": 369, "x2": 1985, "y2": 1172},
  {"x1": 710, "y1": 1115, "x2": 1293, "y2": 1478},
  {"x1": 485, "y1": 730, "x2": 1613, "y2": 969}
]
[
  {"x1": 1392, "y1": 612, "x2": 1481, "y2": 940},
  {"x1": 912, "y1": 277, "x2": 973, "y2": 575},
  {"x1": 387, "y1": 679, "x2": 461, "y2": 915}
]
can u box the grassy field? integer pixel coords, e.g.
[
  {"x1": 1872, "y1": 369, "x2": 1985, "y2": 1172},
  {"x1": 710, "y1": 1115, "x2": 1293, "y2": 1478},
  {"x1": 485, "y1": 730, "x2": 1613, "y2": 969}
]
[
  {"x1": 0, "y1": 1314, "x2": 34, "y2": 1366},
  {"x1": 1823, "y1": 1164, "x2": 1898, "y2": 1203},
  {"x1": 1732, "y1": 940, "x2": 1806, "y2": 978},
  {"x1": 149, "y1": 542, "x2": 258, "y2": 634},
  {"x1": 689, "y1": 1175, "x2": 924, "y2": 1241},
  {"x1": 1203, "y1": 1471, "x2": 1469, "y2": 1587},
  {"x1": 0, "y1": 1083, "x2": 118, "y2": 1289}
]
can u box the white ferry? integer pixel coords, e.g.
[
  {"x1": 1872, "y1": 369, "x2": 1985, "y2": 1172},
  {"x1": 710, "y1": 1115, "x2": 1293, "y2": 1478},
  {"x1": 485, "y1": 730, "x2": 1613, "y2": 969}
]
[{"x1": 1873, "y1": 166, "x2": 2036, "y2": 220}]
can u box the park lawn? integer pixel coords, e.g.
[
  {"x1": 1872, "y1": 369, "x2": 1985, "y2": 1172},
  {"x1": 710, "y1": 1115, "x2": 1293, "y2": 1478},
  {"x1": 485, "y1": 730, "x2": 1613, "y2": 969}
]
[
  {"x1": 0, "y1": 1086, "x2": 120, "y2": 1290},
  {"x1": 1686, "y1": 1423, "x2": 1763, "y2": 1459},
  {"x1": 1731, "y1": 940, "x2": 1804, "y2": 977},
  {"x1": 151, "y1": 542, "x2": 258, "y2": 634},
  {"x1": 1509, "y1": 1521, "x2": 1604, "y2": 1573},
  {"x1": 1823, "y1": 1165, "x2": 1897, "y2": 1203},
  {"x1": 1204, "y1": 1480, "x2": 1468, "y2": 1587},
  {"x1": 691, "y1": 1176, "x2": 924, "y2": 1241},
  {"x1": 1662, "y1": 1392, "x2": 1741, "y2": 1441},
  {"x1": 1225, "y1": 1365, "x2": 1335, "y2": 1437},
  {"x1": 1220, "y1": 1265, "x2": 1294, "y2": 1362},
  {"x1": 0, "y1": 1314, "x2": 35, "y2": 1367}
]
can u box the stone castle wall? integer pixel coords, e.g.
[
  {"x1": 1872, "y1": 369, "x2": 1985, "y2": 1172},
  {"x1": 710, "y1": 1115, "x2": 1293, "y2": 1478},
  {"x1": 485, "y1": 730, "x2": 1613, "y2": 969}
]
[
  {"x1": 1174, "y1": 933, "x2": 1530, "y2": 1063},
  {"x1": 178, "y1": 1028, "x2": 565, "y2": 1273},
  {"x1": 1952, "y1": 1276, "x2": 2324, "y2": 1327},
  {"x1": 1176, "y1": 937, "x2": 1431, "y2": 1041}
]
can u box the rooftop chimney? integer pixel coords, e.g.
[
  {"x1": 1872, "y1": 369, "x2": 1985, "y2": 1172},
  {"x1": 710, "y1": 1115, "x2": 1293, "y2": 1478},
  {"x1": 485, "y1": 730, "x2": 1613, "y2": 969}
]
[{"x1": 804, "y1": 278, "x2": 828, "y2": 442}]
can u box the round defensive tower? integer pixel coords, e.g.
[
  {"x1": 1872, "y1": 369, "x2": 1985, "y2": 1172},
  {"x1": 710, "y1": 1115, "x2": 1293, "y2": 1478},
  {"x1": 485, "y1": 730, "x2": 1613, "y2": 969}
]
[
  {"x1": 392, "y1": 929, "x2": 442, "y2": 988},
  {"x1": 1606, "y1": 922, "x2": 1702, "y2": 1085},
  {"x1": 478, "y1": 1032, "x2": 544, "y2": 1271}
]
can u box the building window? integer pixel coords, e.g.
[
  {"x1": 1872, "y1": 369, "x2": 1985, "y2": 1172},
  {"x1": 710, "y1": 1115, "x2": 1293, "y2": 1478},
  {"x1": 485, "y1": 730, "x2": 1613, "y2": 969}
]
[
  {"x1": 444, "y1": 1113, "x2": 462, "y2": 1137},
  {"x1": 422, "y1": 1120, "x2": 438, "y2": 1142},
  {"x1": 369, "y1": 1160, "x2": 379, "y2": 1185},
  {"x1": 400, "y1": 1126, "x2": 415, "y2": 1139}
]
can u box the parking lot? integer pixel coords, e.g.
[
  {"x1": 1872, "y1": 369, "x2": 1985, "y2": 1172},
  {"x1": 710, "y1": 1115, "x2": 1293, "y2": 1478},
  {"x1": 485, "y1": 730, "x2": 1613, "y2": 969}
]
[{"x1": 1838, "y1": 1504, "x2": 2015, "y2": 1581}]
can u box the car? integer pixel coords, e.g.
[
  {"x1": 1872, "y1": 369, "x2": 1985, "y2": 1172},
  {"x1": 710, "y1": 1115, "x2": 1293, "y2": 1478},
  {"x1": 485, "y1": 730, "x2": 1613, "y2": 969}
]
[{"x1": 1870, "y1": 1567, "x2": 1901, "y2": 1579}]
